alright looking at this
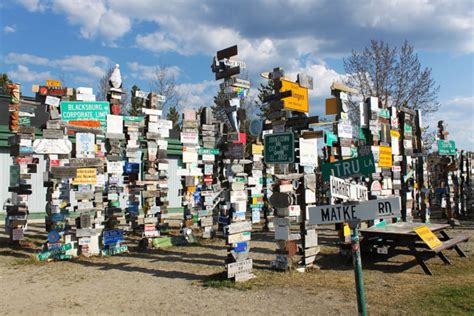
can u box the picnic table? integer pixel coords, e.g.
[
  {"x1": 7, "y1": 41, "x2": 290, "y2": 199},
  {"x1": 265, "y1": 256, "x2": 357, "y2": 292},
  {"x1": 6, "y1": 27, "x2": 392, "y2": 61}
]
[{"x1": 360, "y1": 222, "x2": 470, "y2": 275}]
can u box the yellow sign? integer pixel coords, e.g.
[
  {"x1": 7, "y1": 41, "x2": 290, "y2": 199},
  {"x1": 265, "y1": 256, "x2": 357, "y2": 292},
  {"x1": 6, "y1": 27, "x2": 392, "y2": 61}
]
[
  {"x1": 252, "y1": 144, "x2": 263, "y2": 155},
  {"x1": 280, "y1": 79, "x2": 309, "y2": 113},
  {"x1": 379, "y1": 145, "x2": 393, "y2": 167},
  {"x1": 390, "y1": 130, "x2": 400, "y2": 138},
  {"x1": 46, "y1": 79, "x2": 61, "y2": 87},
  {"x1": 415, "y1": 225, "x2": 443, "y2": 249},
  {"x1": 73, "y1": 168, "x2": 97, "y2": 185}
]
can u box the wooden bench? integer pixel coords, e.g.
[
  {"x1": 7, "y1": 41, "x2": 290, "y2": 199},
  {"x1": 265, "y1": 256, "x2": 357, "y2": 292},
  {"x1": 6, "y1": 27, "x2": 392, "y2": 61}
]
[{"x1": 432, "y1": 233, "x2": 470, "y2": 255}]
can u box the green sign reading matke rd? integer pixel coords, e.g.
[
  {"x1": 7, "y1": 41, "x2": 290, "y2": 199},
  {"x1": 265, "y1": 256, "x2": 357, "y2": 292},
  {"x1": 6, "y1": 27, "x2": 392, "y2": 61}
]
[
  {"x1": 264, "y1": 132, "x2": 294, "y2": 164},
  {"x1": 438, "y1": 140, "x2": 456, "y2": 155},
  {"x1": 322, "y1": 154, "x2": 376, "y2": 181},
  {"x1": 60, "y1": 101, "x2": 110, "y2": 127}
]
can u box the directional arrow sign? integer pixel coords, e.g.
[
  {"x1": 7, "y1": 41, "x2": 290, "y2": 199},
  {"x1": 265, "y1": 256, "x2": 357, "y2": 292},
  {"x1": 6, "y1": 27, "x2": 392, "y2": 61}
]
[{"x1": 307, "y1": 197, "x2": 401, "y2": 225}]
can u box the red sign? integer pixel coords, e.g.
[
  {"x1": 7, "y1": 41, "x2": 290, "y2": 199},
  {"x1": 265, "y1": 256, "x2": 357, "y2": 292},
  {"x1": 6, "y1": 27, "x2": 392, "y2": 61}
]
[
  {"x1": 38, "y1": 86, "x2": 68, "y2": 96},
  {"x1": 233, "y1": 132, "x2": 247, "y2": 144},
  {"x1": 50, "y1": 160, "x2": 60, "y2": 167},
  {"x1": 16, "y1": 157, "x2": 39, "y2": 164},
  {"x1": 204, "y1": 175, "x2": 213, "y2": 184}
]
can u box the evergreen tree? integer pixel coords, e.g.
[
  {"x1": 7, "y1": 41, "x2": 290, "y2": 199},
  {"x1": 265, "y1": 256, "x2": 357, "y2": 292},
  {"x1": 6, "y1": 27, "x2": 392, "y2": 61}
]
[
  {"x1": 167, "y1": 105, "x2": 180, "y2": 130},
  {"x1": 0, "y1": 73, "x2": 12, "y2": 95},
  {"x1": 129, "y1": 85, "x2": 142, "y2": 116},
  {"x1": 256, "y1": 80, "x2": 275, "y2": 120}
]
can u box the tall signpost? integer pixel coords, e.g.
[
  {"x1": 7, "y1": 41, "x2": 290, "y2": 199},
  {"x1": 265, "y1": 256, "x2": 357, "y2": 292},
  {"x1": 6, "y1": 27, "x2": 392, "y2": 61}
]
[
  {"x1": 308, "y1": 197, "x2": 401, "y2": 316},
  {"x1": 212, "y1": 45, "x2": 253, "y2": 281}
]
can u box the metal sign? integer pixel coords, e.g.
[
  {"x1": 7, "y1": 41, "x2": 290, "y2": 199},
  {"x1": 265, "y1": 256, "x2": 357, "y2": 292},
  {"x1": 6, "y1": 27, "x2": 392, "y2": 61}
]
[
  {"x1": 330, "y1": 176, "x2": 368, "y2": 201},
  {"x1": 308, "y1": 197, "x2": 401, "y2": 225},
  {"x1": 378, "y1": 145, "x2": 392, "y2": 167},
  {"x1": 279, "y1": 79, "x2": 309, "y2": 113},
  {"x1": 103, "y1": 229, "x2": 124, "y2": 246},
  {"x1": 60, "y1": 101, "x2": 110, "y2": 129},
  {"x1": 437, "y1": 140, "x2": 456, "y2": 155},
  {"x1": 322, "y1": 154, "x2": 375, "y2": 181},
  {"x1": 264, "y1": 132, "x2": 294, "y2": 164}
]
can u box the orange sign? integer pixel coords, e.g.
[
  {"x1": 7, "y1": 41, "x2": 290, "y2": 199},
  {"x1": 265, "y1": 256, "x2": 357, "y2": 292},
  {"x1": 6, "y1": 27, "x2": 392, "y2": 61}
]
[
  {"x1": 280, "y1": 79, "x2": 309, "y2": 113},
  {"x1": 69, "y1": 120, "x2": 101, "y2": 128},
  {"x1": 46, "y1": 79, "x2": 61, "y2": 87}
]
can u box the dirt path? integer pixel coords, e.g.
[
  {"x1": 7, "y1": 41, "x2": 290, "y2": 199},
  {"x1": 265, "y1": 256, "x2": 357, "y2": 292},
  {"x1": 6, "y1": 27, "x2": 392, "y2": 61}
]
[{"x1": 0, "y1": 220, "x2": 473, "y2": 315}]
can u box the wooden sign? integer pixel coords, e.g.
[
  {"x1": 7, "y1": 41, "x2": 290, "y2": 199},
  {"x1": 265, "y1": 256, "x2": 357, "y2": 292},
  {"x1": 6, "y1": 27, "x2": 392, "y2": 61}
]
[
  {"x1": 279, "y1": 79, "x2": 309, "y2": 113},
  {"x1": 264, "y1": 132, "x2": 294, "y2": 164},
  {"x1": 33, "y1": 139, "x2": 72, "y2": 154},
  {"x1": 308, "y1": 197, "x2": 401, "y2": 225},
  {"x1": 227, "y1": 258, "x2": 252, "y2": 279},
  {"x1": 227, "y1": 231, "x2": 251, "y2": 243},
  {"x1": 73, "y1": 168, "x2": 97, "y2": 185},
  {"x1": 226, "y1": 221, "x2": 252, "y2": 234},
  {"x1": 414, "y1": 225, "x2": 443, "y2": 249}
]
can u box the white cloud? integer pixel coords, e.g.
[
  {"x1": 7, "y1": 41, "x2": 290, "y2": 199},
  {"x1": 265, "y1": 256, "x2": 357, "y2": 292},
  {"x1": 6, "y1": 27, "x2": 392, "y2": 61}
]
[
  {"x1": 3, "y1": 25, "x2": 16, "y2": 33},
  {"x1": 5, "y1": 53, "x2": 49, "y2": 66},
  {"x1": 8, "y1": 65, "x2": 51, "y2": 83},
  {"x1": 15, "y1": 0, "x2": 47, "y2": 12},
  {"x1": 427, "y1": 96, "x2": 474, "y2": 151},
  {"x1": 127, "y1": 62, "x2": 181, "y2": 81},
  {"x1": 176, "y1": 80, "x2": 218, "y2": 109}
]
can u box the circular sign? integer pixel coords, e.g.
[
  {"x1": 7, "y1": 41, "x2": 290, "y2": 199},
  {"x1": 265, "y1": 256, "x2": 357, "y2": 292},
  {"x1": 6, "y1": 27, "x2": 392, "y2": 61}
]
[
  {"x1": 48, "y1": 230, "x2": 61, "y2": 243},
  {"x1": 249, "y1": 119, "x2": 263, "y2": 137}
]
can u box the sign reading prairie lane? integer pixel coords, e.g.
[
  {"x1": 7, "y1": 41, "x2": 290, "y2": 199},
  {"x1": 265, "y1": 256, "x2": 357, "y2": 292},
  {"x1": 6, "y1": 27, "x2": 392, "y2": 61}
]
[{"x1": 307, "y1": 197, "x2": 401, "y2": 225}]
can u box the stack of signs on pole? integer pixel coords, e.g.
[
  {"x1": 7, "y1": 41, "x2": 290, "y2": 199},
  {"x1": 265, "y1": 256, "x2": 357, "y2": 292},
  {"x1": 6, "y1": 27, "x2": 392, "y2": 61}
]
[
  {"x1": 198, "y1": 107, "x2": 221, "y2": 238},
  {"x1": 123, "y1": 115, "x2": 145, "y2": 231},
  {"x1": 178, "y1": 109, "x2": 202, "y2": 229},
  {"x1": 34, "y1": 80, "x2": 80, "y2": 259},
  {"x1": 139, "y1": 91, "x2": 171, "y2": 247},
  {"x1": 249, "y1": 143, "x2": 264, "y2": 224},
  {"x1": 67, "y1": 101, "x2": 106, "y2": 256},
  {"x1": 180, "y1": 109, "x2": 202, "y2": 234},
  {"x1": 212, "y1": 45, "x2": 253, "y2": 281},
  {"x1": 6, "y1": 83, "x2": 36, "y2": 243}
]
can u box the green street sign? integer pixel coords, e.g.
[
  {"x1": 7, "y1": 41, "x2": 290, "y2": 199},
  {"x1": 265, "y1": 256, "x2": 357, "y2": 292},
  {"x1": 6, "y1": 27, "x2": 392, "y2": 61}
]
[
  {"x1": 322, "y1": 154, "x2": 376, "y2": 181},
  {"x1": 404, "y1": 123, "x2": 412, "y2": 134},
  {"x1": 324, "y1": 131, "x2": 338, "y2": 147},
  {"x1": 264, "y1": 132, "x2": 294, "y2": 164},
  {"x1": 438, "y1": 140, "x2": 456, "y2": 155},
  {"x1": 379, "y1": 108, "x2": 390, "y2": 119},
  {"x1": 198, "y1": 148, "x2": 220, "y2": 155},
  {"x1": 60, "y1": 101, "x2": 110, "y2": 128},
  {"x1": 123, "y1": 116, "x2": 145, "y2": 122}
]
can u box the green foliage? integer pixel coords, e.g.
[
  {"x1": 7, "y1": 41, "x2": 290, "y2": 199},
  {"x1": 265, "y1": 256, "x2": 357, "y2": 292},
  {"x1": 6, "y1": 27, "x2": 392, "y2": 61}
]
[
  {"x1": 166, "y1": 105, "x2": 180, "y2": 129},
  {"x1": 129, "y1": 85, "x2": 142, "y2": 116},
  {"x1": 0, "y1": 73, "x2": 12, "y2": 94},
  {"x1": 256, "y1": 80, "x2": 275, "y2": 120}
]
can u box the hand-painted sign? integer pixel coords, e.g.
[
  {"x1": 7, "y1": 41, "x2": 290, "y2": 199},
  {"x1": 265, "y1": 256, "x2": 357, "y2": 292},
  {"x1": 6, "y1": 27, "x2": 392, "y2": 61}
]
[
  {"x1": 308, "y1": 197, "x2": 401, "y2": 225},
  {"x1": 322, "y1": 154, "x2": 375, "y2": 181},
  {"x1": 227, "y1": 258, "x2": 253, "y2": 278},
  {"x1": 264, "y1": 132, "x2": 294, "y2": 164},
  {"x1": 279, "y1": 79, "x2": 309, "y2": 113},
  {"x1": 103, "y1": 230, "x2": 124, "y2": 246},
  {"x1": 299, "y1": 138, "x2": 318, "y2": 167},
  {"x1": 33, "y1": 139, "x2": 72, "y2": 154},
  {"x1": 437, "y1": 140, "x2": 456, "y2": 155},
  {"x1": 60, "y1": 101, "x2": 110, "y2": 129}
]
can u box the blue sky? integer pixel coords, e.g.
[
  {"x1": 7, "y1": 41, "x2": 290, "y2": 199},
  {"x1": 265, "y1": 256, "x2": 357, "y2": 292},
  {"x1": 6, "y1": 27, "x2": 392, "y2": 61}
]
[{"x1": 0, "y1": 0, "x2": 473, "y2": 150}]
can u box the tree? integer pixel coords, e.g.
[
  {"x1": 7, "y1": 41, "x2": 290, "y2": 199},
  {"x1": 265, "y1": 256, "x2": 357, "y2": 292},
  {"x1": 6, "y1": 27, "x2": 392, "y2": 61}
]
[
  {"x1": 149, "y1": 65, "x2": 181, "y2": 117},
  {"x1": 343, "y1": 40, "x2": 440, "y2": 116},
  {"x1": 167, "y1": 105, "x2": 180, "y2": 130},
  {"x1": 0, "y1": 73, "x2": 12, "y2": 95},
  {"x1": 256, "y1": 80, "x2": 275, "y2": 120},
  {"x1": 129, "y1": 85, "x2": 143, "y2": 116}
]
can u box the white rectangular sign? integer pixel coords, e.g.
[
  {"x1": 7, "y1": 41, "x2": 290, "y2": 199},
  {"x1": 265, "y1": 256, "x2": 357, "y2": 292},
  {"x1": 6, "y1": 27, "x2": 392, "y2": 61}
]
[
  {"x1": 330, "y1": 176, "x2": 368, "y2": 201},
  {"x1": 300, "y1": 138, "x2": 318, "y2": 167},
  {"x1": 337, "y1": 122, "x2": 352, "y2": 138},
  {"x1": 107, "y1": 115, "x2": 123, "y2": 134},
  {"x1": 227, "y1": 259, "x2": 252, "y2": 278},
  {"x1": 307, "y1": 197, "x2": 401, "y2": 225}
]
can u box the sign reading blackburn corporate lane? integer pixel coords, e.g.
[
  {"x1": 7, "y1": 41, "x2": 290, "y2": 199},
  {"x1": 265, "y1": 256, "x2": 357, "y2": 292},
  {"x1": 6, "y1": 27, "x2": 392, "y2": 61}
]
[
  {"x1": 322, "y1": 154, "x2": 375, "y2": 181},
  {"x1": 307, "y1": 197, "x2": 401, "y2": 225},
  {"x1": 60, "y1": 101, "x2": 110, "y2": 128}
]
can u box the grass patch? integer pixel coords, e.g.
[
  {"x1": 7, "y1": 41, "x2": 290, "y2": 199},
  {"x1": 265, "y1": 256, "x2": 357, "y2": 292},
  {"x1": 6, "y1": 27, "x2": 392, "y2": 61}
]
[
  {"x1": 10, "y1": 256, "x2": 42, "y2": 267},
  {"x1": 415, "y1": 285, "x2": 474, "y2": 315}
]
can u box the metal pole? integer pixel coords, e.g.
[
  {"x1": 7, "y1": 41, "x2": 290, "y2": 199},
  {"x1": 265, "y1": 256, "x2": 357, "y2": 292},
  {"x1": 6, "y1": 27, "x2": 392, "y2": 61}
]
[{"x1": 348, "y1": 219, "x2": 367, "y2": 316}]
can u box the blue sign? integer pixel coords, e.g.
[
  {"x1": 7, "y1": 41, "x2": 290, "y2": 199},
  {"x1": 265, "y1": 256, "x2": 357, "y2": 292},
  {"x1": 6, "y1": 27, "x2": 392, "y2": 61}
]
[
  {"x1": 51, "y1": 213, "x2": 64, "y2": 223},
  {"x1": 125, "y1": 162, "x2": 140, "y2": 174},
  {"x1": 127, "y1": 204, "x2": 139, "y2": 216},
  {"x1": 48, "y1": 230, "x2": 61, "y2": 243},
  {"x1": 234, "y1": 242, "x2": 248, "y2": 253},
  {"x1": 103, "y1": 230, "x2": 124, "y2": 246},
  {"x1": 218, "y1": 216, "x2": 229, "y2": 225}
]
